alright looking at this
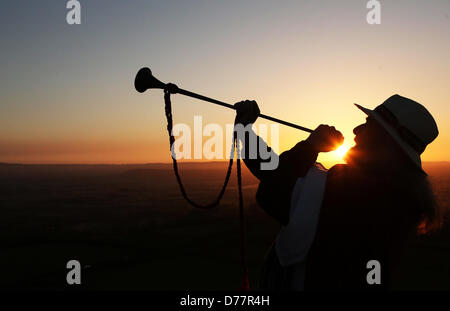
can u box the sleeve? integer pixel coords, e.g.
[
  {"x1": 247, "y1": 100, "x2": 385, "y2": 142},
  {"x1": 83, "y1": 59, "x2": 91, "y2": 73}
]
[
  {"x1": 238, "y1": 129, "x2": 318, "y2": 225},
  {"x1": 256, "y1": 141, "x2": 319, "y2": 225}
]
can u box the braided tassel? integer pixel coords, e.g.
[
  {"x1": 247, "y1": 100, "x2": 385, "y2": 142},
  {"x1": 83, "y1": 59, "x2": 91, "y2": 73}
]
[{"x1": 235, "y1": 132, "x2": 250, "y2": 291}]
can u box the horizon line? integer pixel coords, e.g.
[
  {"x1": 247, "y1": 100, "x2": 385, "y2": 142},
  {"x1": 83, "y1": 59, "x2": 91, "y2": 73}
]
[{"x1": 1, "y1": 160, "x2": 449, "y2": 166}]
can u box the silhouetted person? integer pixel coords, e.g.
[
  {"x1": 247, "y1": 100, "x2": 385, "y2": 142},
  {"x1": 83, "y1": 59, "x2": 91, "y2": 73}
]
[{"x1": 234, "y1": 95, "x2": 440, "y2": 290}]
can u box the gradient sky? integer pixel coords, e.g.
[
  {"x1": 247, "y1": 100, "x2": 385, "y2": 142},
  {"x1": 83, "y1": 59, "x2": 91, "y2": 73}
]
[{"x1": 0, "y1": 0, "x2": 449, "y2": 166}]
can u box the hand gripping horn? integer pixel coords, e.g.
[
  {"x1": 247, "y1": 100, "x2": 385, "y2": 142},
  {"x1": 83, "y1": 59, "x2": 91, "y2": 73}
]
[{"x1": 134, "y1": 67, "x2": 313, "y2": 133}]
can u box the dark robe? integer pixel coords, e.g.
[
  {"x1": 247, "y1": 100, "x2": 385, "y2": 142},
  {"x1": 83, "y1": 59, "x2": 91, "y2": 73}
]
[{"x1": 243, "y1": 136, "x2": 414, "y2": 290}]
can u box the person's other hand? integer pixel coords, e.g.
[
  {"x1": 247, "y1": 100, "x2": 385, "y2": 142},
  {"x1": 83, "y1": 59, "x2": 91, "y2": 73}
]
[
  {"x1": 306, "y1": 124, "x2": 344, "y2": 152},
  {"x1": 234, "y1": 100, "x2": 260, "y2": 126}
]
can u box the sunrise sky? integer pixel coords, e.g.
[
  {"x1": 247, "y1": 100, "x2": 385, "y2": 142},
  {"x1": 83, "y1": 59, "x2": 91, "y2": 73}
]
[{"x1": 1, "y1": 0, "x2": 449, "y2": 167}]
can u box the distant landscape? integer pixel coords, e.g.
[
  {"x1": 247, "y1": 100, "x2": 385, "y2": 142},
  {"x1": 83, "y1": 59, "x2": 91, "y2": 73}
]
[{"x1": 1, "y1": 161, "x2": 449, "y2": 290}]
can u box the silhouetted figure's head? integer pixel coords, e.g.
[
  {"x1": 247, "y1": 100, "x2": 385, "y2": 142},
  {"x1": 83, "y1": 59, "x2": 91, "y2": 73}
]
[
  {"x1": 344, "y1": 94, "x2": 441, "y2": 233},
  {"x1": 345, "y1": 95, "x2": 439, "y2": 173}
]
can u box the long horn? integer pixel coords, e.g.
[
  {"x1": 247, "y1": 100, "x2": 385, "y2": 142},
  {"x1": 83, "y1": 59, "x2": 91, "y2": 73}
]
[{"x1": 134, "y1": 67, "x2": 313, "y2": 133}]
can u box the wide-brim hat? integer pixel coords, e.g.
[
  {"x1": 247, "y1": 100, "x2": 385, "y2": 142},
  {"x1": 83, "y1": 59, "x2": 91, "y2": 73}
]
[{"x1": 354, "y1": 94, "x2": 438, "y2": 173}]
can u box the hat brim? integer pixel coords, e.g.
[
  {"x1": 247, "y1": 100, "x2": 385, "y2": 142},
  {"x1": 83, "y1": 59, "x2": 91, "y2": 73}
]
[{"x1": 354, "y1": 103, "x2": 424, "y2": 173}]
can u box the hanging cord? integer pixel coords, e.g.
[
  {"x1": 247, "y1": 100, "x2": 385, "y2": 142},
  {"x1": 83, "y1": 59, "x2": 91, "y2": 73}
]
[
  {"x1": 235, "y1": 129, "x2": 250, "y2": 291},
  {"x1": 164, "y1": 88, "x2": 249, "y2": 290},
  {"x1": 164, "y1": 88, "x2": 233, "y2": 209}
]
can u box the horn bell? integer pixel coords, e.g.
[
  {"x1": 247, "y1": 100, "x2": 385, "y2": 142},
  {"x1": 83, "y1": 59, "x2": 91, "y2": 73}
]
[{"x1": 134, "y1": 67, "x2": 166, "y2": 93}]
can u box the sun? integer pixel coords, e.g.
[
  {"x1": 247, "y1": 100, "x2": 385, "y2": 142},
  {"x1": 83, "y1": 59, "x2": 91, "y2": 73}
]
[{"x1": 335, "y1": 144, "x2": 350, "y2": 160}]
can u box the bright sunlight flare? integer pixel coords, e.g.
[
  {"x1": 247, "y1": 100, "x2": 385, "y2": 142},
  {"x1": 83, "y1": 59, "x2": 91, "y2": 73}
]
[{"x1": 335, "y1": 144, "x2": 350, "y2": 160}]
